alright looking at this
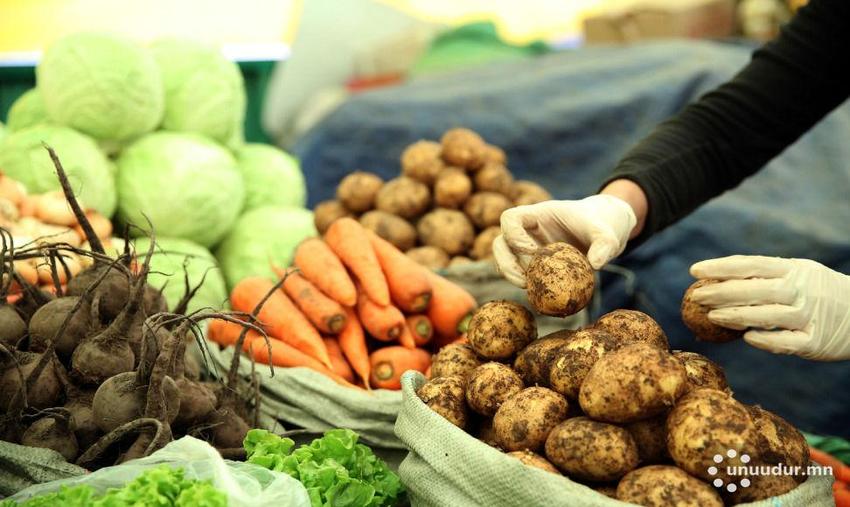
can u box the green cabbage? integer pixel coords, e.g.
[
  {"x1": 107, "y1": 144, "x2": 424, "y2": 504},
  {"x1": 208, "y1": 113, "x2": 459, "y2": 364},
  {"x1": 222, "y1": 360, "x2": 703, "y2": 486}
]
[
  {"x1": 6, "y1": 89, "x2": 49, "y2": 132},
  {"x1": 236, "y1": 143, "x2": 306, "y2": 211},
  {"x1": 37, "y1": 32, "x2": 164, "y2": 142},
  {"x1": 150, "y1": 38, "x2": 246, "y2": 147},
  {"x1": 215, "y1": 205, "x2": 315, "y2": 289},
  {"x1": 132, "y1": 236, "x2": 228, "y2": 314},
  {"x1": 0, "y1": 125, "x2": 116, "y2": 215},
  {"x1": 0, "y1": 122, "x2": 5, "y2": 144},
  {"x1": 116, "y1": 132, "x2": 244, "y2": 247}
]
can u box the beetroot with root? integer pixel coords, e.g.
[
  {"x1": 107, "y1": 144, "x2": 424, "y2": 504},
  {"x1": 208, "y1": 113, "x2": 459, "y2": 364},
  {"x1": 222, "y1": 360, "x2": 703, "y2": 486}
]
[
  {"x1": 168, "y1": 323, "x2": 216, "y2": 430},
  {"x1": 21, "y1": 408, "x2": 78, "y2": 461},
  {"x1": 29, "y1": 297, "x2": 92, "y2": 357},
  {"x1": 0, "y1": 351, "x2": 64, "y2": 411}
]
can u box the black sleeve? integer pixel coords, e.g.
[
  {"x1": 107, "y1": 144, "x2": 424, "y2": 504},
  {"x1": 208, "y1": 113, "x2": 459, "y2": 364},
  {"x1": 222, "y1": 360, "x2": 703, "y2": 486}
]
[{"x1": 605, "y1": 0, "x2": 850, "y2": 246}]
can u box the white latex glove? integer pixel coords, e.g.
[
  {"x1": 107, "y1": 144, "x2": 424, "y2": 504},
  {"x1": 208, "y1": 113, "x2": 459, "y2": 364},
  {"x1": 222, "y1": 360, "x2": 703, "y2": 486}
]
[
  {"x1": 690, "y1": 255, "x2": 850, "y2": 361},
  {"x1": 493, "y1": 195, "x2": 637, "y2": 288}
]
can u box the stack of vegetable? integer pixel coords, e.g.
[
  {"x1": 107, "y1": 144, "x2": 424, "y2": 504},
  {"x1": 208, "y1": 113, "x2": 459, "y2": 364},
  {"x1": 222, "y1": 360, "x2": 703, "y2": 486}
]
[
  {"x1": 313, "y1": 128, "x2": 551, "y2": 269},
  {"x1": 417, "y1": 242, "x2": 812, "y2": 506},
  {"x1": 208, "y1": 217, "x2": 478, "y2": 390}
]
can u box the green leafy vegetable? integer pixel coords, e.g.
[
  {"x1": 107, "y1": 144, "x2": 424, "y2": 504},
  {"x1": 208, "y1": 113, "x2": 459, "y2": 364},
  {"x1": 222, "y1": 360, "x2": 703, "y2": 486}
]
[
  {"x1": 244, "y1": 429, "x2": 404, "y2": 507},
  {"x1": 6, "y1": 89, "x2": 49, "y2": 132},
  {"x1": 236, "y1": 143, "x2": 306, "y2": 211}
]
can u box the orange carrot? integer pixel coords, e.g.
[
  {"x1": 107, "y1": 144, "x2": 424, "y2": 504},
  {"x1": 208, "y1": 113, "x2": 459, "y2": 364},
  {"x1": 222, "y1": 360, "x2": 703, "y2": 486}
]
[
  {"x1": 323, "y1": 337, "x2": 355, "y2": 382},
  {"x1": 294, "y1": 238, "x2": 357, "y2": 306},
  {"x1": 426, "y1": 271, "x2": 477, "y2": 341},
  {"x1": 834, "y1": 482, "x2": 850, "y2": 507},
  {"x1": 206, "y1": 318, "x2": 251, "y2": 347},
  {"x1": 811, "y1": 447, "x2": 850, "y2": 483},
  {"x1": 246, "y1": 336, "x2": 355, "y2": 388},
  {"x1": 274, "y1": 265, "x2": 347, "y2": 334},
  {"x1": 357, "y1": 291, "x2": 405, "y2": 342},
  {"x1": 231, "y1": 277, "x2": 332, "y2": 368},
  {"x1": 406, "y1": 315, "x2": 433, "y2": 347},
  {"x1": 369, "y1": 346, "x2": 431, "y2": 390},
  {"x1": 398, "y1": 323, "x2": 416, "y2": 349},
  {"x1": 368, "y1": 232, "x2": 432, "y2": 312},
  {"x1": 338, "y1": 308, "x2": 371, "y2": 387},
  {"x1": 325, "y1": 218, "x2": 390, "y2": 306}
]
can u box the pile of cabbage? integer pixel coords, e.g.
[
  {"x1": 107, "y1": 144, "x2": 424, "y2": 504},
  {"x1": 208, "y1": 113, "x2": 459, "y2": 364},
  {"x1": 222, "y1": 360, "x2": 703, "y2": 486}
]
[{"x1": 0, "y1": 32, "x2": 315, "y2": 311}]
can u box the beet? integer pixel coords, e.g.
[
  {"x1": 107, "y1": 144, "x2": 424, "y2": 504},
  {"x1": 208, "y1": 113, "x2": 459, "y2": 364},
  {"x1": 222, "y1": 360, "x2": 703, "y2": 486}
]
[
  {"x1": 0, "y1": 305, "x2": 26, "y2": 348},
  {"x1": 14, "y1": 285, "x2": 55, "y2": 323},
  {"x1": 21, "y1": 409, "x2": 78, "y2": 462},
  {"x1": 167, "y1": 326, "x2": 216, "y2": 429},
  {"x1": 29, "y1": 297, "x2": 92, "y2": 357},
  {"x1": 64, "y1": 390, "x2": 100, "y2": 450},
  {"x1": 0, "y1": 352, "x2": 63, "y2": 411},
  {"x1": 76, "y1": 418, "x2": 165, "y2": 469},
  {"x1": 207, "y1": 408, "x2": 251, "y2": 449}
]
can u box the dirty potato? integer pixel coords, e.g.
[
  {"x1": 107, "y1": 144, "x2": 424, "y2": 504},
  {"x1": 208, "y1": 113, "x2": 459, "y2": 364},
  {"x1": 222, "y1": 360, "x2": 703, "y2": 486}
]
[
  {"x1": 681, "y1": 280, "x2": 744, "y2": 343},
  {"x1": 417, "y1": 209, "x2": 475, "y2": 255},
  {"x1": 549, "y1": 327, "x2": 621, "y2": 400},
  {"x1": 474, "y1": 163, "x2": 514, "y2": 195},
  {"x1": 592, "y1": 484, "x2": 619, "y2": 499},
  {"x1": 448, "y1": 256, "x2": 474, "y2": 267},
  {"x1": 482, "y1": 144, "x2": 506, "y2": 165},
  {"x1": 433, "y1": 167, "x2": 472, "y2": 209},
  {"x1": 417, "y1": 375, "x2": 469, "y2": 429},
  {"x1": 512, "y1": 180, "x2": 552, "y2": 206},
  {"x1": 625, "y1": 414, "x2": 669, "y2": 464},
  {"x1": 359, "y1": 210, "x2": 417, "y2": 251},
  {"x1": 673, "y1": 351, "x2": 729, "y2": 393},
  {"x1": 441, "y1": 128, "x2": 487, "y2": 169},
  {"x1": 337, "y1": 171, "x2": 383, "y2": 212},
  {"x1": 525, "y1": 243, "x2": 594, "y2": 317},
  {"x1": 471, "y1": 226, "x2": 500, "y2": 260},
  {"x1": 616, "y1": 466, "x2": 723, "y2": 507},
  {"x1": 513, "y1": 330, "x2": 574, "y2": 387},
  {"x1": 493, "y1": 387, "x2": 568, "y2": 452},
  {"x1": 401, "y1": 140, "x2": 444, "y2": 185},
  {"x1": 406, "y1": 246, "x2": 450, "y2": 270},
  {"x1": 375, "y1": 176, "x2": 431, "y2": 219},
  {"x1": 579, "y1": 343, "x2": 688, "y2": 423},
  {"x1": 463, "y1": 192, "x2": 513, "y2": 229},
  {"x1": 594, "y1": 309, "x2": 669, "y2": 350},
  {"x1": 313, "y1": 200, "x2": 353, "y2": 234},
  {"x1": 466, "y1": 362, "x2": 524, "y2": 416},
  {"x1": 506, "y1": 450, "x2": 561, "y2": 474},
  {"x1": 544, "y1": 417, "x2": 639, "y2": 482},
  {"x1": 476, "y1": 417, "x2": 499, "y2": 447},
  {"x1": 467, "y1": 300, "x2": 537, "y2": 360},
  {"x1": 431, "y1": 343, "x2": 483, "y2": 382}
]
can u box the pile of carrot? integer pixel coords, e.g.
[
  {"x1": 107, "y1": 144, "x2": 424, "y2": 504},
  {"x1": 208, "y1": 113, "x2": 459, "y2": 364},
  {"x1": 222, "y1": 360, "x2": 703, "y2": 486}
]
[
  {"x1": 207, "y1": 217, "x2": 478, "y2": 390},
  {"x1": 810, "y1": 447, "x2": 850, "y2": 507}
]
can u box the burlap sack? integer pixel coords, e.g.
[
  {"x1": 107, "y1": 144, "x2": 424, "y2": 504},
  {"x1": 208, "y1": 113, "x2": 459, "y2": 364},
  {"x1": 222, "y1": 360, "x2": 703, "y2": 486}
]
[
  {"x1": 0, "y1": 441, "x2": 86, "y2": 497},
  {"x1": 395, "y1": 372, "x2": 835, "y2": 507}
]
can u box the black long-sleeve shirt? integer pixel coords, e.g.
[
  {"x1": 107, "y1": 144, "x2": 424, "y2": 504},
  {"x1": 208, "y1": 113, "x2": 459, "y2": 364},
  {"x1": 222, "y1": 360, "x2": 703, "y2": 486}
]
[{"x1": 607, "y1": 0, "x2": 850, "y2": 246}]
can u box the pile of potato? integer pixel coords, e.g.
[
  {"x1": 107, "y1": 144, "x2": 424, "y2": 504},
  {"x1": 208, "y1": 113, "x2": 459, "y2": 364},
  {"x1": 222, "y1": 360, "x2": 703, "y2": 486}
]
[
  {"x1": 313, "y1": 128, "x2": 551, "y2": 269},
  {"x1": 417, "y1": 242, "x2": 810, "y2": 506}
]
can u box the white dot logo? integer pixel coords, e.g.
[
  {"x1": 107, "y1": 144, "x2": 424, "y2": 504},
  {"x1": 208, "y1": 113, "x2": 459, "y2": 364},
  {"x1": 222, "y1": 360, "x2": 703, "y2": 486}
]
[{"x1": 706, "y1": 449, "x2": 751, "y2": 491}]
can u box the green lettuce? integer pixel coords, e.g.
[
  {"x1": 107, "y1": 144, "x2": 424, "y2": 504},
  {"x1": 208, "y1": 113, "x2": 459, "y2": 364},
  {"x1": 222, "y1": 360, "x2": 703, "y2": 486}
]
[{"x1": 244, "y1": 429, "x2": 404, "y2": 507}]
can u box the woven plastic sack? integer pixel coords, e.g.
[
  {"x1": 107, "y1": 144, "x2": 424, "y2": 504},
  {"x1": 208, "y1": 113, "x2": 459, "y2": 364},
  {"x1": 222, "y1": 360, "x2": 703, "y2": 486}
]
[
  {"x1": 5, "y1": 436, "x2": 311, "y2": 507},
  {"x1": 0, "y1": 441, "x2": 86, "y2": 496},
  {"x1": 395, "y1": 371, "x2": 835, "y2": 507}
]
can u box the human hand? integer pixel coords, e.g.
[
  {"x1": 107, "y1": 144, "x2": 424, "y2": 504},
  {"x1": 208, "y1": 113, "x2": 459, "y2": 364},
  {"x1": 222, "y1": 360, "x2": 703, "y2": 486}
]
[
  {"x1": 493, "y1": 195, "x2": 637, "y2": 287},
  {"x1": 690, "y1": 255, "x2": 850, "y2": 361}
]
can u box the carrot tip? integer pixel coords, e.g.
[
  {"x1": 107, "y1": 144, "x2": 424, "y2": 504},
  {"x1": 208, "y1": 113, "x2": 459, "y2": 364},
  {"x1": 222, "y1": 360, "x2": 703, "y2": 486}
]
[
  {"x1": 374, "y1": 362, "x2": 394, "y2": 381},
  {"x1": 410, "y1": 294, "x2": 432, "y2": 313},
  {"x1": 328, "y1": 315, "x2": 346, "y2": 334}
]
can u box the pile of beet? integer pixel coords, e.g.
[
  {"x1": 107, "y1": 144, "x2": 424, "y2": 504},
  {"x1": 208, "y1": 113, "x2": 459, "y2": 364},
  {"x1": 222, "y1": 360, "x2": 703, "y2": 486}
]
[{"x1": 0, "y1": 148, "x2": 269, "y2": 469}]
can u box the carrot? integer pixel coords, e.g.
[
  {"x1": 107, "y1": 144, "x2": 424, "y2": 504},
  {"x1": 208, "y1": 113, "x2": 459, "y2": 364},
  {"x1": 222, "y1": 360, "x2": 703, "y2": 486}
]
[
  {"x1": 835, "y1": 482, "x2": 850, "y2": 507},
  {"x1": 338, "y1": 307, "x2": 371, "y2": 387},
  {"x1": 406, "y1": 315, "x2": 433, "y2": 347},
  {"x1": 273, "y1": 265, "x2": 347, "y2": 334},
  {"x1": 206, "y1": 318, "x2": 251, "y2": 347},
  {"x1": 323, "y1": 337, "x2": 355, "y2": 382},
  {"x1": 369, "y1": 346, "x2": 431, "y2": 390},
  {"x1": 325, "y1": 218, "x2": 390, "y2": 306},
  {"x1": 811, "y1": 447, "x2": 850, "y2": 483},
  {"x1": 246, "y1": 336, "x2": 355, "y2": 388},
  {"x1": 368, "y1": 232, "x2": 432, "y2": 312},
  {"x1": 398, "y1": 323, "x2": 416, "y2": 349},
  {"x1": 426, "y1": 271, "x2": 477, "y2": 341},
  {"x1": 231, "y1": 276, "x2": 332, "y2": 368},
  {"x1": 357, "y1": 291, "x2": 405, "y2": 342},
  {"x1": 294, "y1": 237, "x2": 357, "y2": 306}
]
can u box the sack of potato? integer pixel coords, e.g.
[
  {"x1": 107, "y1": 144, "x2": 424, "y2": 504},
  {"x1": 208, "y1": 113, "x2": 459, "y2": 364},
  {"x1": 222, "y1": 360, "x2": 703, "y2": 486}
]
[
  {"x1": 395, "y1": 243, "x2": 834, "y2": 506},
  {"x1": 313, "y1": 128, "x2": 551, "y2": 268}
]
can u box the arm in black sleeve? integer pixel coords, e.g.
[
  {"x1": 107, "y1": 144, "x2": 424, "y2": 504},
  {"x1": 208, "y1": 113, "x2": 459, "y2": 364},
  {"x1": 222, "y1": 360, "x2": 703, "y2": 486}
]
[{"x1": 606, "y1": 0, "x2": 850, "y2": 245}]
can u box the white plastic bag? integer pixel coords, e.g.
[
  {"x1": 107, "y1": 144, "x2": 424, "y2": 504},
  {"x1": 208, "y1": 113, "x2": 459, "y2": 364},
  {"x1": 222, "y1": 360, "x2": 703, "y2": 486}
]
[{"x1": 6, "y1": 436, "x2": 311, "y2": 507}]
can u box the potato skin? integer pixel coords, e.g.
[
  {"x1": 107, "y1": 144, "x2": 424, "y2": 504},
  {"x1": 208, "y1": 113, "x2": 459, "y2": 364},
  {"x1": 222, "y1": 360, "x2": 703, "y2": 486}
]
[
  {"x1": 511, "y1": 180, "x2": 552, "y2": 206},
  {"x1": 594, "y1": 309, "x2": 669, "y2": 350},
  {"x1": 337, "y1": 171, "x2": 383, "y2": 212},
  {"x1": 526, "y1": 243, "x2": 594, "y2": 317},
  {"x1": 616, "y1": 465, "x2": 723, "y2": 507},
  {"x1": 579, "y1": 343, "x2": 688, "y2": 423},
  {"x1": 401, "y1": 140, "x2": 444, "y2": 185},
  {"x1": 474, "y1": 163, "x2": 514, "y2": 195},
  {"x1": 513, "y1": 331, "x2": 574, "y2": 387},
  {"x1": 592, "y1": 484, "x2": 619, "y2": 499},
  {"x1": 417, "y1": 209, "x2": 475, "y2": 255},
  {"x1": 548, "y1": 327, "x2": 621, "y2": 399},
  {"x1": 544, "y1": 417, "x2": 639, "y2": 482},
  {"x1": 406, "y1": 246, "x2": 449, "y2": 270},
  {"x1": 625, "y1": 414, "x2": 669, "y2": 464},
  {"x1": 359, "y1": 210, "x2": 417, "y2": 251},
  {"x1": 673, "y1": 351, "x2": 729, "y2": 393},
  {"x1": 463, "y1": 192, "x2": 513, "y2": 229},
  {"x1": 433, "y1": 167, "x2": 472, "y2": 209},
  {"x1": 470, "y1": 226, "x2": 499, "y2": 260},
  {"x1": 476, "y1": 417, "x2": 499, "y2": 447},
  {"x1": 375, "y1": 176, "x2": 431, "y2": 219},
  {"x1": 681, "y1": 280, "x2": 743, "y2": 343},
  {"x1": 494, "y1": 387, "x2": 568, "y2": 452},
  {"x1": 506, "y1": 450, "x2": 561, "y2": 474},
  {"x1": 448, "y1": 256, "x2": 473, "y2": 267},
  {"x1": 466, "y1": 362, "x2": 524, "y2": 416},
  {"x1": 467, "y1": 300, "x2": 537, "y2": 360},
  {"x1": 313, "y1": 200, "x2": 354, "y2": 234},
  {"x1": 441, "y1": 128, "x2": 487, "y2": 169},
  {"x1": 431, "y1": 343, "x2": 482, "y2": 382},
  {"x1": 417, "y1": 375, "x2": 469, "y2": 429}
]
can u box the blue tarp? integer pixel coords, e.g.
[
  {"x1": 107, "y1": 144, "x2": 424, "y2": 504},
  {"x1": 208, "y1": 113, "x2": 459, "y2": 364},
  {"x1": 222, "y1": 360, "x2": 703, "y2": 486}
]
[{"x1": 293, "y1": 40, "x2": 850, "y2": 437}]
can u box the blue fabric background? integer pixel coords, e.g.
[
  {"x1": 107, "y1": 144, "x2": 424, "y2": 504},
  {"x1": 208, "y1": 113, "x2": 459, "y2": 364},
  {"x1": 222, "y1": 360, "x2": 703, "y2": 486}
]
[{"x1": 293, "y1": 40, "x2": 850, "y2": 437}]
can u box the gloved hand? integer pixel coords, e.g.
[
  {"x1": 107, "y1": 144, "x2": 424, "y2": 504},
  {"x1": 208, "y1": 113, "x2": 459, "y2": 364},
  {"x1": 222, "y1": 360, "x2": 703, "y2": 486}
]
[
  {"x1": 690, "y1": 255, "x2": 850, "y2": 361},
  {"x1": 493, "y1": 195, "x2": 637, "y2": 287}
]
